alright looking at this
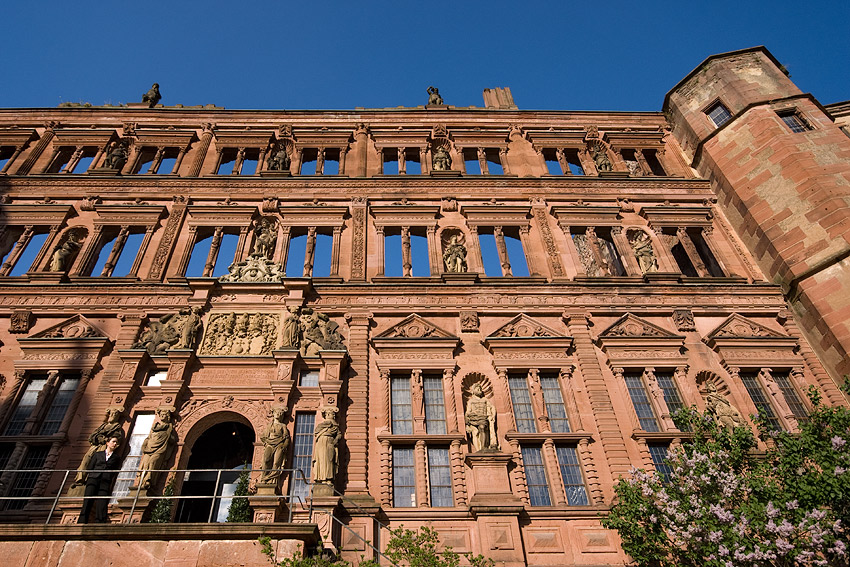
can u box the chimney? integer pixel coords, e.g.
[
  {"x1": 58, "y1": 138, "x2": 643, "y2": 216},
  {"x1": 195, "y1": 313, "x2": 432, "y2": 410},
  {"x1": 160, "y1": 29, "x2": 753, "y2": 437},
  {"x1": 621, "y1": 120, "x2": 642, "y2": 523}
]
[{"x1": 483, "y1": 87, "x2": 517, "y2": 109}]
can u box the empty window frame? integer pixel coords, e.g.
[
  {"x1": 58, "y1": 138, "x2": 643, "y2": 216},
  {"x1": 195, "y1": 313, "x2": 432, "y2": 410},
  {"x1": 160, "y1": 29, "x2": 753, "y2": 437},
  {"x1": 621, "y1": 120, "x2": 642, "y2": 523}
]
[
  {"x1": 508, "y1": 373, "x2": 537, "y2": 433},
  {"x1": 570, "y1": 227, "x2": 626, "y2": 277},
  {"x1": 555, "y1": 445, "x2": 589, "y2": 505},
  {"x1": 623, "y1": 371, "x2": 660, "y2": 432},
  {"x1": 0, "y1": 147, "x2": 16, "y2": 173},
  {"x1": 521, "y1": 446, "x2": 552, "y2": 506},
  {"x1": 423, "y1": 375, "x2": 447, "y2": 434},
  {"x1": 539, "y1": 373, "x2": 571, "y2": 433},
  {"x1": 0, "y1": 227, "x2": 50, "y2": 277},
  {"x1": 383, "y1": 228, "x2": 430, "y2": 277},
  {"x1": 86, "y1": 228, "x2": 146, "y2": 277},
  {"x1": 133, "y1": 147, "x2": 181, "y2": 175},
  {"x1": 739, "y1": 371, "x2": 782, "y2": 430},
  {"x1": 542, "y1": 148, "x2": 563, "y2": 175},
  {"x1": 778, "y1": 110, "x2": 812, "y2": 133},
  {"x1": 462, "y1": 148, "x2": 481, "y2": 175},
  {"x1": 478, "y1": 228, "x2": 529, "y2": 277},
  {"x1": 286, "y1": 229, "x2": 334, "y2": 278},
  {"x1": 686, "y1": 229, "x2": 724, "y2": 277},
  {"x1": 289, "y1": 412, "x2": 316, "y2": 506},
  {"x1": 706, "y1": 101, "x2": 732, "y2": 128},
  {"x1": 392, "y1": 446, "x2": 416, "y2": 507},
  {"x1": 391, "y1": 374, "x2": 413, "y2": 434},
  {"x1": 45, "y1": 146, "x2": 99, "y2": 174},
  {"x1": 299, "y1": 148, "x2": 318, "y2": 175},
  {"x1": 185, "y1": 229, "x2": 240, "y2": 277}
]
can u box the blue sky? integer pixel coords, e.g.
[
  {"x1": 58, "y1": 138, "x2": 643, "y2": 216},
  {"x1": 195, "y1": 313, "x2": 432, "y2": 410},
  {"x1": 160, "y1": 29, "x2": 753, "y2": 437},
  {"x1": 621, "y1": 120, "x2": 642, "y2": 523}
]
[{"x1": 2, "y1": 1, "x2": 848, "y2": 112}]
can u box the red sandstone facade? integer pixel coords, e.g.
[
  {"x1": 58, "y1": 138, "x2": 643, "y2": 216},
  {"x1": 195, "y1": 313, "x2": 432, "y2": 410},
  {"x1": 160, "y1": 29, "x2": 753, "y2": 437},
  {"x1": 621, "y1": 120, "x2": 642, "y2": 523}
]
[{"x1": 0, "y1": 47, "x2": 846, "y2": 566}]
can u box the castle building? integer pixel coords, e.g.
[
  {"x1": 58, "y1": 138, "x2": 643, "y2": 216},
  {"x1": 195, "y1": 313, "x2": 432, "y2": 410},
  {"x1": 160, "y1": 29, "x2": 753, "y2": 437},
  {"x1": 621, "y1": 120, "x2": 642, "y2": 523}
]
[{"x1": 0, "y1": 46, "x2": 846, "y2": 566}]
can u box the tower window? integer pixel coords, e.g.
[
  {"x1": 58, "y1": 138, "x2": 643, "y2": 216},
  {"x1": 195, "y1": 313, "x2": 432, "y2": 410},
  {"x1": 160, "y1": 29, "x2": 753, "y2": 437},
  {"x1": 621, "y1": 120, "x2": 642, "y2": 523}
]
[
  {"x1": 778, "y1": 110, "x2": 812, "y2": 133},
  {"x1": 706, "y1": 101, "x2": 732, "y2": 127}
]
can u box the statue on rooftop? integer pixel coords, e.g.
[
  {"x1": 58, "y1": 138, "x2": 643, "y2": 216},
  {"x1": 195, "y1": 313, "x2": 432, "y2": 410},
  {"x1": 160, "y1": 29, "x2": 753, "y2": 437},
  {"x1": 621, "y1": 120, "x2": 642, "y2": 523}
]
[
  {"x1": 427, "y1": 86, "x2": 443, "y2": 105},
  {"x1": 142, "y1": 83, "x2": 161, "y2": 107}
]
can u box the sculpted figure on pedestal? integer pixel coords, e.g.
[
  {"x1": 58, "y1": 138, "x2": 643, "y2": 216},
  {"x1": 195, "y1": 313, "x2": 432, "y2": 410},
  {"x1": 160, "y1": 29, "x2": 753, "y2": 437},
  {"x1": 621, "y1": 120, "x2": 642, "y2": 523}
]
[
  {"x1": 703, "y1": 382, "x2": 747, "y2": 431},
  {"x1": 142, "y1": 83, "x2": 161, "y2": 107},
  {"x1": 432, "y1": 146, "x2": 452, "y2": 171},
  {"x1": 443, "y1": 235, "x2": 468, "y2": 273},
  {"x1": 628, "y1": 229, "x2": 658, "y2": 274},
  {"x1": 427, "y1": 86, "x2": 444, "y2": 105},
  {"x1": 281, "y1": 306, "x2": 301, "y2": 349},
  {"x1": 137, "y1": 406, "x2": 177, "y2": 491},
  {"x1": 251, "y1": 218, "x2": 277, "y2": 259},
  {"x1": 267, "y1": 143, "x2": 291, "y2": 171},
  {"x1": 259, "y1": 406, "x2": 291, "y2": 483},
  {"x1": 72, "y1": 406, "x2": 125, "y2": 487},
  {"x1": 591, "y1": 141, "x2": 612, "y2": 172},
  {"x1": 465, "y1": 383, "x2": 498, "y2": 451},
  {"x1": 48, "y1": 229, "x2": 84, "y2": 272},
  {"x1": 312, "y1": 406, "x2": 341, "y2": 485},
  {"x1": 103, "y1": 140, "x2": 129, "y2": 170}
]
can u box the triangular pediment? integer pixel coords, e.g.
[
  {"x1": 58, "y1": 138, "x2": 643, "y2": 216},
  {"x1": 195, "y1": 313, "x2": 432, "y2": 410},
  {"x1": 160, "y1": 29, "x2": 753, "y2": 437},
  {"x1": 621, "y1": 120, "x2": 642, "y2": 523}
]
[
  {"x1": 707, "y1": 314, "x2": 785, "y2": 340},
  {"x1": 375, "y1": 314, "x2": 456, "y2": 339},
  {"x1": 28, "y1": 315, "x2": 107, "y2": 340},
  {"x1": 599, "y1": 314, "x2": 679, "y2": 339},
  {"x1": 487, "y1": 314, "x2": 563, "y2": 339}
]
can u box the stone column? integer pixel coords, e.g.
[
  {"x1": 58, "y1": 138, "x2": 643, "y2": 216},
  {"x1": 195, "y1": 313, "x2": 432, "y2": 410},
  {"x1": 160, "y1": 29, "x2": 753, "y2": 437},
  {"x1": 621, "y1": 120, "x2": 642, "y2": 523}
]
[
  {"x1": 493, "y1": 226, "x2": 512, "y2": 276},
  {"x1": 278, "y1": 226, "x2": 291, "y2": 273},
  {"x1": 0, "y1": 226, "x2": 33, "y2": 276},
  {"x1": 676, "y1": 227, "x2": 708, "y2": 276},
  {"x1": 611, "y1": 227, "x2": 640, "y2": 276},
  {"x1": 401, "y1": 226, "x2": 411, "y2": 277},
  {"x1": 374, "y1": 225, "x2": 385, "y2": 277},
  {"x1": 415, "y1": 439, "x2": 427, "y2": 507},
  {"x1": 644, "y1": 368, "x2": 674, "y2": 430},
  {"x1": 555, "y1": 148, "x2": 570, "y2": 176},
  {"x1": 342, "y1": 311, "x2": 374, "y2": 503},
  {"x1": 149, "y1": 147, "x2": 166, "y2": 174},
  {"x1": 517, "y1": 225, "x2": 537, "y2": 276},
  {"x1": 467, "y1": 225, "x2": 484, "y2": 273},
  {"x1": 1, "y1": 144, "x2": 26, "y2": 174},
  {"x1": 203, "y1": 227, "x2": 224, "y2": 277},
  {"x1": 102, "y1": 225, "x2": 130, "y2": 276},
  {"x1": 352, "y1": 124, "x2": 368, "y2": 177},
  {"x1": 419, "y1": 147, "x2": 429, "y2": 175},
  {"x1": 426, "y1": 225, "x2": 440, "y2": 276},
  {"x1": 187, "y1": 124, "x2": 214, "y2": 177},
  {"x1": 316, "y1": 147, "x2": 325, "y2": 175},
  {"x1": 397, "y1": 147, "x2": 406, "y2": 175},
  {"x1": 330, "y1": 226, "x2": 342, "y2": 277}
]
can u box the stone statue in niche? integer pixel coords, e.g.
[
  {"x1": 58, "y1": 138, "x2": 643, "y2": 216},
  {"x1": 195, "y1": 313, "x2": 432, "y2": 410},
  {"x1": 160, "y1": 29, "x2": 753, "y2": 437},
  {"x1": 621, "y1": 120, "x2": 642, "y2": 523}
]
[
  {"x1": 465, "y1": 383, "x2": 498, "y2": 451},
  {"x1": 266, "y1": 143, "x2": 291, "y2": 171},
  {"x1": 281, "y1": 306, "x2": 301, "y2": 349},
  {"x1": 251, "y1": 217, "x2": 277, "y2": 259},
  {"x1": 703, "y1": 382, "x2": 747, "y2": 431},
  {"x1": 142, "y1": 83, "x2": 161, "y2": 107},
  {"x1": 591, "y1": 141, "x2": 612, "y2": 172},
  {"x1": 72, "y1": 406, "x2": 125, "y2": 487},
  {"x1": 628, "y1": 229, "x2": 658, "y2": 274},
  {"x1": 137, "y1": 406, "x2": 177, "y2": 492},
  {"x1": 259, "y1": 406, "x2": 291, "y2": 484},
  {"x1": 133, "y1": 307, "x2": 203, "y2": 354},
  {"x1": 427, "y1": 86, "x2": 443, "y2": 105},
  {"x1": 300, "y1": 309, "x2": 345, "y2": 356},
  {"x1": 198, "y1": 312, "x2": 279, "y2": 356},
  {"x1": 432, "y1": 146, "x2": 452, "y2": 171},
  {"x1": 312, "y1": 406, "x2": 341, "y2": 485},
  {"x1": 48, "y1": 229, "x2": 84, "y2": 272},
  {"x1": 102, "y1": 139, "x2": 129, "y2": 170},
  {"x1": 442, "y1": 234, "x2": 468, "y2": 273}
]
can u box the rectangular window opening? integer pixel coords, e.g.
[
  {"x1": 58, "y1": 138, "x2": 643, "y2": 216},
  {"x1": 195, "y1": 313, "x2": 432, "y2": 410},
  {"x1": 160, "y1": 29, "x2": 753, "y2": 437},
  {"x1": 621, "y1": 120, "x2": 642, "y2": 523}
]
[
  {"x1": 542, "y1": 149, "x2": 562, "y2": 175},
  {"x1": 564, "y1": 149, "x2": 584, "y2": 175},
  {"x1": 540, "y1": 373, "x2": 570, "y2": 433},
  {"x1": 478, "y1": 232, "x2": 502, "y2": 277},
  {"x1": 687, "y1": 228, "x2": 724, "y2": 276},
  {"x1": 392, "y1": 447, "x2": 416, "y2": 507},
  {"x1": 624, "y1": 371, "x2": 659, "y2": 432},
  {"x1": 383, "y1": 232, "x2": 403, "y2": 277},
  {"x1": 556, "y1": 445, "x2": 589, "y2": 505},
  {"x1": 485, "y1": 149, "x2": 503, "y2": 175},
  {"x1": 522, "y1": 446, "x2": 551, "y2": 506},
  {"x1": 39, "y1": 375, "x2": 80, "y2": 435},
  {"x1": 463, "y1": 148, "x2": 481, "y2": 175},
  {"x1": 423, "y1": 375, "x2": 447, "y2": 434},
  {"x1": 405, "y1": 152, "x2": 421, "y2": 175},
  {"x1": 648, "y1": 444, "x2": 673, "y2": 482},
  {"x1": 212, "y1": 233, "x2": 239, "y2": 277},
  {"x1": 643, "y1": 149, "x2": 666, "y2": 176},
  {"x1": 289, "y1": 412, "x2": 316, "y2": 506},
  {"x1": 71, "y1": 151, "x2": 97, "y2": 174},
  {"x1": 9, "y1": 231, "x2": 49, "y2": 276},
  {"x1": 217, "y1": 149, "x2": 238, "y2": 175},
  {"x1": 4, "y1": 377, "x2": 48, "y2": 435},
  {"x1": 504, "y1": 233, "x2": 530, "y2": 277},
  {"x1": 313, "y1": 233, "x2": 333, "y2": 277},
  {"x1": 740, "y1": 372, "x2": 782, "y2": 430},
  {"x1": 112, "y1": 231, "x2": 145, "y2": 277},
  {"x1": 185, "y1": 233, "x2": 213, "y2": 277},
  {"x1": 427, "y1": 447, "x2": 452, "y2": 507},
  {"x1": 410, "y1": 232, "x2": 430, "y2": 277},
  {"x1": 391, "y1": 375, "x2": 413, "y2": 434},
  {"x1": 323, "y1": 148, "x2": 340, "y2": 175},
  {"x1": 286, "y1": 233, "x2": 308, "y2": 277},
  {"x1": 706, "y1": 101, "x2": 732, "y2": 127},
  {"x1": 299, "y1": 369, "x2": 319, "y2": 388},
  {"x1": 382, "y1": 149, "x2": 399, "y2": 175},
  {"x1": 112, "y1": 413, "x2": 156, "y2": 499},
  {"x1": 508, "y1": 374, "x2": 537, "y2": 433}
]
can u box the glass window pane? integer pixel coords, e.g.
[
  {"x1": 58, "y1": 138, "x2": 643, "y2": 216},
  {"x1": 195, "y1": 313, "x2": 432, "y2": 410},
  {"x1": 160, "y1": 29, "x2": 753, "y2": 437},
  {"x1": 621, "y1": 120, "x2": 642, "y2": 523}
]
[
  {"x1": 299, "y1": 370, "x2": 319, "y2": 388},
  {"x1": 556, "y1": 446, "x2": 588, "y2": 505},
  {"x1": 740, "y1": 373, "x2": 781, "y2": 430},
  {"x1": 423, "y1": 376, "x2": 446, "y2": 434},
  {"x1": 521, "y1": 446, "x2": 551, "y2": 506},
  {"x1": 774, "y1": 372, "x2": 808, "y2": 420},
  {"x1": 540, "y1": 374, "x2": 570, "y2": 433},
  {"x1": 39, "y1": 376, "x2": 80, "y2": 435},
  {"x1": 427, "y1": 447, "x2": 452, "y2": 507},
  {"x1": 649, "y1": 444, "x2": 673, "y2": 482},
  {"x1": 393, "y1": 447, "x2": 415, "y2": 507},
  {"x1": 4, "y1": 377, "x2": 48, "y2": 435},
  {"x1": 6, "y1": 446, "x2": 49, "y2": 509},
  {"x1": 289, "y1": 413, "x2": 316, "y2": 506},
  {"x1": 624, "y1": 372, "x2": 659, "y2": 432},
  {"x1": 391, "y1": 376, "x2": 413, "y2": 434},
  {"x1": 508, "y1": 375, "x2": 536, "y2": 433},
  {"x1": 112, "y1": 413, "x2": 156, "y2": 499}
]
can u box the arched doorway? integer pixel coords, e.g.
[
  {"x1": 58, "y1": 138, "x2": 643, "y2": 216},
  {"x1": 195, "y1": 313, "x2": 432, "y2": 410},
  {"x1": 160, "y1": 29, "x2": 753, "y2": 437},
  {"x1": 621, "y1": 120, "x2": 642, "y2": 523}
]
[{"x1": 175, "y1": 420, "x2": 255, "y2": 523}]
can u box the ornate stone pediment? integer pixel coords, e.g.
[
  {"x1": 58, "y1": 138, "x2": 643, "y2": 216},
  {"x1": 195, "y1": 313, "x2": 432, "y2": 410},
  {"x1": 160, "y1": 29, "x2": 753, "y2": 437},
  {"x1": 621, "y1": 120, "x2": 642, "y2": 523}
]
[
  {"x1": 707, "y1": 314, "x2": 785, "y2": 339},
  {"x1": 373, "y1": 315, "x2": 459, "y2": 369},
  {"x1": 599, "y1": 314, "x2": 678, "y2": 339},
  {"x1": 489, "y1": 314, "x2": 561, "y2": 339},
  {"x1": 29, "y1": 315, "x2": 107, "y2": 339},
  {"x1": 484, "y1": 315, "x2": 572, "y2": 366},
  {"x1": 17, "y1": 315, "x2": 110, "y2": 370},
  {"x1": 597, "y1": 314, "x2": 685, "y2": 366},
  {"x1": 704, "y1": 314, "x2": 799, "y2": 367},
  {"x1": 375, "y1": 314, "x2": 455, "y2": 339}
]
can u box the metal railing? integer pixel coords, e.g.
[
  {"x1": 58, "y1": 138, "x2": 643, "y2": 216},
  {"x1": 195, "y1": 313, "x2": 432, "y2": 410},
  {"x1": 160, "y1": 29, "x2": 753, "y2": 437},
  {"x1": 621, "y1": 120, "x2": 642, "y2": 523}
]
[{"x1": 0, "y1": 467, "x2": 312, "y2": 524}]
